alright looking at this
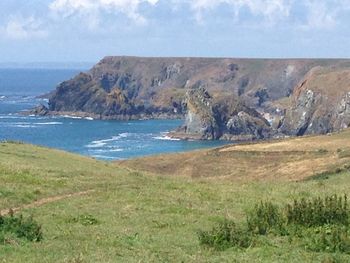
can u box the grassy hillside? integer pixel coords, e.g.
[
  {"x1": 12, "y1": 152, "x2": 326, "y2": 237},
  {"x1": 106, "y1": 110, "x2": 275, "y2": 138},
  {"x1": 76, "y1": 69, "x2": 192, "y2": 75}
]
[
  {"x1": 1, "y1": 138, "x2": 350, "y2": 262},
  {"x1": 119, "y1": 129, "x2": 350, "y2": 181}
]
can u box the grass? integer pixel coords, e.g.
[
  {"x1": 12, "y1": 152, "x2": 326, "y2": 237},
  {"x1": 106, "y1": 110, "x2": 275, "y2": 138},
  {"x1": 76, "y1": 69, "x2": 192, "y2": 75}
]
[
  {"x1": 198, "y1": 195, "x2": 350, "y2": 253},
  {"x1": 1, "y1": 133, "x2": 350, "y2": 261},
  {"x1": 118, "y1": 129, "x2": 350, "y2": 181}
]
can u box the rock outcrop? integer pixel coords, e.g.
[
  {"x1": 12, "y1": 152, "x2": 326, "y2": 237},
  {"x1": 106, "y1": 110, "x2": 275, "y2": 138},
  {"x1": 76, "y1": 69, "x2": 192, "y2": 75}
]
[
  {"x1": 172, "y1": 87, "x2": 272, "y2": 140},
  {"x1": 28, "y1": 104, "x2": 50, "y2": 116},
  {"x1": 280, "y1": 67, "x2": 350, "y2": 135}
]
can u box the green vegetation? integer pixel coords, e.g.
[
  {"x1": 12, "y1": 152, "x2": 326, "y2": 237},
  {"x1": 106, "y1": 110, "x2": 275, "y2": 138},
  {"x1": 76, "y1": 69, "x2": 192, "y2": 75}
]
[
  {"x1": 199, "y1": 195, "x2": 350, "y2": 255},
  {"x1": 0, "y1": 212, "x2": 42, "y2": 244},
  {"x1": 66, "y1": 214, "x2": 99, "y2": 226},
  {"x1": 1, "y1": 139, "x2": 350, "y2": 262},
  {"x1": 247, "y1": 201, "x2": 285, "y2": 235},
  {"x1": 286, "y1": 195, "x2": 348, "y2": 227},
  {"x1": 306, "y1": 226, "x2": 350, "y2": 254},
  {"x1": 198, "y1": 219, "x2": 253, "y2": 250}
]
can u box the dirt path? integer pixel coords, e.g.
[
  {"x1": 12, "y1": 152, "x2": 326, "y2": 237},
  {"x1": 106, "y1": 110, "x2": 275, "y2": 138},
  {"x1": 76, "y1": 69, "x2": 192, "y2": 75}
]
[{"x1": 0, "y1": 190, "x2": 95, "y2": 216}]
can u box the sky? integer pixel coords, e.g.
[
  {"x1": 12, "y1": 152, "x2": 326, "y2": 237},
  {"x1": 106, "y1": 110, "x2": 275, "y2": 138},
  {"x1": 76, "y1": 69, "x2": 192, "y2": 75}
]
[{"x1": 1, "y1": 0, "x2": 350, "y2": 63}]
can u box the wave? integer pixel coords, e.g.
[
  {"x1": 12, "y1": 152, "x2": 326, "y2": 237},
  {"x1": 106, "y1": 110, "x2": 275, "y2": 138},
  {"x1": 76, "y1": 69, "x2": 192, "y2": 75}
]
[
  {"x1": 86, "y1": 141, "x2": 107, "y2": 148},
  {"x1": 62, "y1": 115, "x2": 93, "y2": 120},
  {"x1": 0, "y1": 95, "x2": 6, "y2": 100},
  {"x1": 62, "y1": 115, "x2": 82, "y2": 119},
  {"x1": 36, "y1": 122, "x2": 63, "y2": 125},
  {"x1": 91, "y1": 154, "x2": 116, "y2": 160},
  {"x1": 87, "y1": 132, "x2": 131, "y2": 148},
  {"x1": 90, "y1": 148, "x2": 124, "y2": 153},
  {"x1": 153, "y1": 135, "x2": 180, "y2": 141},
  {"x1": 0, "y1": 115, "x2": 47, "y2": 120},
  {"x1": 85, "y1": 132, "x2": 133, "y2": 149},
  {"x1": 9, "y1": 124, "x2": 38, "y2": 128},
  {"x1": 153, "y1": 132, "x2": 180, "y2": 141}
]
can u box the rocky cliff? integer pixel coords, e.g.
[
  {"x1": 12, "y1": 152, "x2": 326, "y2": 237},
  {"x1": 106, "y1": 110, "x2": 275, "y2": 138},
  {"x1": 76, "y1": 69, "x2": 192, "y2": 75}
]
[
  {"x1": 49, "y1": 57, "x2": 350, "y2": 118},
  {"x1": 171, "y1": 86, "x2": 272, "y2": 140},
  {"x1": 280, "y1": 66, "x2": 350, "y2": 136},
  {"x1": 43, "y1": 56, "x2": 350, "y2": 140}
]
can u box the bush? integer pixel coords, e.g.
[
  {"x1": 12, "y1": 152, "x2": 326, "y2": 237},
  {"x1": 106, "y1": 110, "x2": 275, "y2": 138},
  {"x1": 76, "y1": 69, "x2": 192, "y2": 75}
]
[
  {"x1": 286, "y1": 195, "x2": 349, "y2": 227},
  {"x1": 0, "y1": 213, "x2": 43, "y2": 243},
  {"x1": 198, "y1": 194, "x2": 350, "y2": 253},
  {"x1": 198, "y1": 219, "x2": 253, "y2": 250},
  {"x1": 306, "y1": 225, "x2": 350, "y2": 254},
  {"x1": 247, "y1": 201, "x2": 286, "y2": 235}
]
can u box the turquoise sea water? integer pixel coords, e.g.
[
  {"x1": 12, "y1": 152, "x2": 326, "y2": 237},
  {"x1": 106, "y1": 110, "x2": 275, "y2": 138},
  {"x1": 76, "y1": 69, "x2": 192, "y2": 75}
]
[{"x1": 0, "y1": 69, "x2": 229, "y2": 160}]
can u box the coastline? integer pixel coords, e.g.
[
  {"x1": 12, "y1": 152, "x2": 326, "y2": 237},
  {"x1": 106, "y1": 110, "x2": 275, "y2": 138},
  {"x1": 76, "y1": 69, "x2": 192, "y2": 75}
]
[{"x1": 23, "y1": 108, "x2": 185, "y2": 121}]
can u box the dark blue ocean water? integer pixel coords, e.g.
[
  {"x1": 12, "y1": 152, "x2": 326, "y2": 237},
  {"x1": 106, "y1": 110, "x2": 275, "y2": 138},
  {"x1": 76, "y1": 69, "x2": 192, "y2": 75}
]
[{"x1": 0, "y1": 69, "x2": 229, "y2": 160}]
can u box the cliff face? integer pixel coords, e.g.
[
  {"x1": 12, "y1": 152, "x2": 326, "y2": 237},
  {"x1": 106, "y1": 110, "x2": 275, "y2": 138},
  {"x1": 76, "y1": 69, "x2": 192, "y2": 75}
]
[
  {"x1": 45, "y1": 56, "x2": 350, "y2": 140},
  {"x1": 280, "y1": 67, "x2": 350, "y2": 136},
  {"x1": 50, "y1": 73, "x2": 137, "y2": 118},
  {"x1": 172, "y1": 87, "x2": 272, "y2": 140},
  {"x1": 49, "y1": 57, "x2": 349, "y2": 118}
]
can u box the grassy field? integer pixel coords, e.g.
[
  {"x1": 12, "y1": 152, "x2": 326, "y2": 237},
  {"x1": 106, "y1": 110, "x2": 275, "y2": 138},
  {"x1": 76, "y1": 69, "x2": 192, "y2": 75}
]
[
  {"x1": 119, "y1": 129, "x2": 350, "y2": 181},
  {"x1": 1, "y1": 132, "x2": 350, "y2": 262}
]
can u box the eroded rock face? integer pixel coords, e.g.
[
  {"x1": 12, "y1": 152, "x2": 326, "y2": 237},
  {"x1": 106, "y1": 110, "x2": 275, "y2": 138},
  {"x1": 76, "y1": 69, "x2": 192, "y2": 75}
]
[
  {"x1": 34, "y1": 57, "x2": 350, "y2": 139},
  {"x1": 180, "y1": 87, "x2": 221, "y2": 140},
  {"x1": 174, "y1": 87, "x2": 272, "y2": 140},
  {"x1": 49, "y1": 73, "x2": 137, "y2": 118},
  {"x1": 224, "y1": 111, "x2": 272, "y2": 140},
  {"x1": 280, "y1": 67, "x2": 350, "y2": 135},
  {"x1": 47, "y1": 57, "x2": 350, "y2": 120}
]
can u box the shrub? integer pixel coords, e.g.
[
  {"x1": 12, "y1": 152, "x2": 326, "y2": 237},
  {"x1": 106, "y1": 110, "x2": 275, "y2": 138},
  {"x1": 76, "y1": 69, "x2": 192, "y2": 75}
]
[
  {"x1": 247, "y1": 201, "x2": 286, "y2": 235},
  {"x1": 286, "y1": 195, "x2": 349, "y2": 227},
  {"x1": 306, "y1": 225, "x2": 350, "y2": 254},
  {"x1": 198, "y1": 219, "x2": 253, "y2": 250},
  {"x1": 0, "y1": 213, "x2": 43, "y2": 243}
]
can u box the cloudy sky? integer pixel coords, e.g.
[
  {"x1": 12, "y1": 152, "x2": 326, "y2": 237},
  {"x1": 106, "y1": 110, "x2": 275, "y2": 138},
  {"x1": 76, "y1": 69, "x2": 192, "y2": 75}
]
[{"x1": 1, "y1": 0, "x2": 350, "y2": 63}]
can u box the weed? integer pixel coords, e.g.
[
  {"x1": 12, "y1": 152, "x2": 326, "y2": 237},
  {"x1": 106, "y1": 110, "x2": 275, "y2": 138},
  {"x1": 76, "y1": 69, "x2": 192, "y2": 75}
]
[
  {"x1": 286, "y1": 195, "x2": 349, "y2": 227},
  {"x1": 0, "y1": 213, "x2": 42, "y2": 243},
  {"x1": 198, "y1": 219, "x2": 253, "y2": 250},
  {"x1": 247, "y1": 201, "x2": 286, "y2": 235},
  {"x1": 306, "y1": 225, "x2": 350, "y2": 254}
]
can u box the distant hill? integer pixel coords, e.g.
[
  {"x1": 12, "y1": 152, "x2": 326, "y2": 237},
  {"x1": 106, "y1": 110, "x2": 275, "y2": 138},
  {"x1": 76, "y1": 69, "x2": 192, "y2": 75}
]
[
  {"x1": 0, "y1": 61, "x2": 93, "y2": 70},
  {"x1": 39, "y1": 56, "x2": 350, "y2": 139}
]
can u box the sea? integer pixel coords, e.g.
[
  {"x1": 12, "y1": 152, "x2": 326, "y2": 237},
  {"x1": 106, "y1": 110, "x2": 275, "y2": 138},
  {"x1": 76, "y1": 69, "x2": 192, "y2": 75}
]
[{"x1": 0, "y1": 68, "x2": 229, "y2": 160}]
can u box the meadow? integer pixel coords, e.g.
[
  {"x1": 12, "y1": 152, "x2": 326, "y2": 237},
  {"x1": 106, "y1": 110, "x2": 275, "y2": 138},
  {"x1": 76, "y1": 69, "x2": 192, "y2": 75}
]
[{"x1": 1, "y1": 130, "x2": 350, "y2": 262}]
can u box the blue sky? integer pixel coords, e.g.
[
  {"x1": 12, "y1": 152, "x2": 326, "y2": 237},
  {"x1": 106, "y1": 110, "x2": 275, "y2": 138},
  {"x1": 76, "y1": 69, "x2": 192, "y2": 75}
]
[{"x1": 1, "y1": 0, "x2": 350, "y2": 63}]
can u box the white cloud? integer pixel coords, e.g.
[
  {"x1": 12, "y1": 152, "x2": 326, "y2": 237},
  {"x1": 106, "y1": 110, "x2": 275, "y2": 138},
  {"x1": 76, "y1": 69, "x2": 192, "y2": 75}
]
[
  {"x1": 174, "y1": 0, "x2": 348, "y2": 29},
  {"x1": 302, "y1": 1, "x2": 336, "y2": 29},
  {"x1": 50, "y1": 0, "x2": 160, "y2": 25},
  {"x1": 1, "y1": 16, "x2": 47, "y2": 40},
  {"x1": 175, "y1": 0, "x2": 292, "y2": 24}
]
